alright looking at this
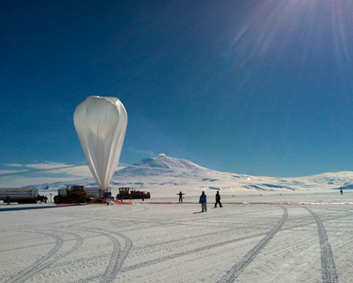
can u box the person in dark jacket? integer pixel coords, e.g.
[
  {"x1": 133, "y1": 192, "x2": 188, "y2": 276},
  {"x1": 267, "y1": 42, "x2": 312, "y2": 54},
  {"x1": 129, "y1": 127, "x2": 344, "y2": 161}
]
[
  {"x1": 177, "y1": 191, "x2": 185, "y2": 202},
  {"x1": 199, "y1": 191, "x2": 207, "y2": 212},
  {"x1": 214, "y1": 191, "x2": 222, "y2": 208},
  {"x1": 340, "y1": 188, "x2": 343, "y2": 195}
]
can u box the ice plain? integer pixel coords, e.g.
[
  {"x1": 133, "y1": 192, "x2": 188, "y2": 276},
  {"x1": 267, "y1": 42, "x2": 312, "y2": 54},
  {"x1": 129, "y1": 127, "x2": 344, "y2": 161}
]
[{"x1": 1, "y1": 191, "x2": 353, "y2": 283}]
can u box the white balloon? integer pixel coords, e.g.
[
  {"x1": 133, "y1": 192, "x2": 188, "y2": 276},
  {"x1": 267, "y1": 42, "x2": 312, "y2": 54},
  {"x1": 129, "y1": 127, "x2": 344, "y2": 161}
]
[{"x1": 74, "y1": 96, "x2": 128, "y2": 191}]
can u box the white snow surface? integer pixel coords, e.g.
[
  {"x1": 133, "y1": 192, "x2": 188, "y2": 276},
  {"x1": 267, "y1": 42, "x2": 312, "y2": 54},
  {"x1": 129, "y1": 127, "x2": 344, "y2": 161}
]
[
  {"x1": 1, "y1": 192, "x2": 353, "y2": 282},
  {"x1": 2, "y1": 153, "x2": 353, "y2": 282}
]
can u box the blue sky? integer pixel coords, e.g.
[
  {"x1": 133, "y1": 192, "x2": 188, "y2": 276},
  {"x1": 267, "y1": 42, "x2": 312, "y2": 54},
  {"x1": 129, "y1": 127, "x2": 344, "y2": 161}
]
[{"x1": 1, "y1": 0, "x2": 353, "y2": 184}]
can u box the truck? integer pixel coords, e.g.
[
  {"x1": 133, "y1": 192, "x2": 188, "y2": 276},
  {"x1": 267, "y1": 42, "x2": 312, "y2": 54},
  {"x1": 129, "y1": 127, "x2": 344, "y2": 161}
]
[
  {"x1": 116, "y1": 187, "x2": 151, "y2": 200},
  {"x1": 54, "y1": 185, "x2": 87, "y2": 204},
  {"x1": 54, "y1": 186, "x2": 112, "y2": 204},
  {"x1": 0, "y1": 188, "x2": 43, "y2": 204}
]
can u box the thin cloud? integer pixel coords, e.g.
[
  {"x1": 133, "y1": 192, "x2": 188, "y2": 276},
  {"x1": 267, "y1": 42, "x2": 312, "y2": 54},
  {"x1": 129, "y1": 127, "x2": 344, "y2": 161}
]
[
  {"x1": 0, "y1": 170, "x2": 19, "y2": 175},
  {"x1": 3, "y1": 163, "x2": 24, "y2": 167},
  {"x1": 63, "y1": 165, "x2": 92, "y2": 178},
  {"x1": 0, "y1": 176, "x2": 84, "y2": 188},
  {"x1": 25, "y1": 162, "x2": 71, "y2": 169},
  {"x1": 22, "y1": 162, "x2": 93, "y2": 178},
  {"x1": 0, "y1": 162, "x2": 128, "y2": 187}
]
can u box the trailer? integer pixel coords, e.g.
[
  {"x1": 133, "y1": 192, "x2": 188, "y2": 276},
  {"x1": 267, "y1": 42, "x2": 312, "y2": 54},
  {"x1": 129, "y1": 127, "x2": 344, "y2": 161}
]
[{"x1": 0, "y1": 188, "x2": 40, "y2": 204}]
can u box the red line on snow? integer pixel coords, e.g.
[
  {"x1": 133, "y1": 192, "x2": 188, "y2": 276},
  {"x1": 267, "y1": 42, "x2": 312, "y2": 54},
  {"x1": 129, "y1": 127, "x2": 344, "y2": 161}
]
[{"x1": 133, "y1": 201, "x2": 353, "y2": 205}]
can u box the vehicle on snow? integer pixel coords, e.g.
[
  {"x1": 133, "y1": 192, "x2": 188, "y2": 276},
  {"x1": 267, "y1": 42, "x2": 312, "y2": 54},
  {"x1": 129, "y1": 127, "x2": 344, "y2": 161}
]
[
  {"x1": 116, "y1": 187, "x2": 151, "y2": 200},
  {"x1": 54, "y1": 185, "x2": 87, "y2": 204},
  {"x1": 0, "y1": 188, "x2": 44, "y2": 204},
  {"x1": 54, "y1": 185, "x2": 113, "y2": 204}
]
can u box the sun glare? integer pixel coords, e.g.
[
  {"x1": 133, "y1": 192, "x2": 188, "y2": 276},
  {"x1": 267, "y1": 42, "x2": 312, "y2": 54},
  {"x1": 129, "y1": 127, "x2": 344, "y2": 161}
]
[{"x1": 229, "y1": 0, "x2": 353, "y2": 73}]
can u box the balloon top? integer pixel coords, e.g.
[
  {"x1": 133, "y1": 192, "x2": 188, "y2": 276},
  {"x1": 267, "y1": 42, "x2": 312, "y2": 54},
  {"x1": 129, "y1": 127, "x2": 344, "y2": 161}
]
[{"x1": 88, "y1": 96, "x2": 123, "y2": 105}]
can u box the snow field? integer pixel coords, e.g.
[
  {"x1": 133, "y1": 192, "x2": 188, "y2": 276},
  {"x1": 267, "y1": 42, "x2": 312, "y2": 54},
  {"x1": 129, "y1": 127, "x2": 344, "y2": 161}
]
[{"x1": 1, "y1": 196, "x2": 353, "y2": 283}]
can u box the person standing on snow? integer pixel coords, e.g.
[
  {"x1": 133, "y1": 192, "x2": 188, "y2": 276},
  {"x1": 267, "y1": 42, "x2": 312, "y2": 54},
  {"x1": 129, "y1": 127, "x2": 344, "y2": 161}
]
[
  {"x1": 177, "y1": 191, "x2": 185, "y2": 203},
  {"x1": 340, "y1": 188, "x2": 343, "y2": 195},
  {"x1": 214, "y1": 191, "x2": 222, "y2": 208},
  {"x1": 199, "y1": 191, "x2": 207, "y2": 212}
]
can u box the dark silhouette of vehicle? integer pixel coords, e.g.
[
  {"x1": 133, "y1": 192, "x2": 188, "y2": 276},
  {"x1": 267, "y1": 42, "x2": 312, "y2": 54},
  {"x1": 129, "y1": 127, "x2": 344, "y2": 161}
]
[
  {"x1": 54, "y1": 185, "x2": 87, "y2": 204},
  {"x1": 116, "y1": 187, "x2": 150, "y2": 200}
]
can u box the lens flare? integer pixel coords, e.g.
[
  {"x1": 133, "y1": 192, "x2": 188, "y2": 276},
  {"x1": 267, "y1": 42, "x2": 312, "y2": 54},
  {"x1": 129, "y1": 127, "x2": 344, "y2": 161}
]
[{"x1": 229, "y1": 0, "x2": 353, "y2": 78}]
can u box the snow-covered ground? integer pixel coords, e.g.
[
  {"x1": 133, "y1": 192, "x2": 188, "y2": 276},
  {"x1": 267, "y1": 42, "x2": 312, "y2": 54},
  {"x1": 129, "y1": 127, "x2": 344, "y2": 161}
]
[
  {"x1": 2, "y1": 155, "x2": 353, "y2": 282},
  {"x1": 1, "y1": 191, "x2": 353, "y2": 283}
]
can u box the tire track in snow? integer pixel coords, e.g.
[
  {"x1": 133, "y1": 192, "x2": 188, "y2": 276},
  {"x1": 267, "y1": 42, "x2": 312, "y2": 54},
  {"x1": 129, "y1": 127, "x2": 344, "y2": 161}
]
[
  {"x1": 216, "y1": 206, "x2": 288, "y2": 283},
  {"x1": 0, "y1": 233, "x2": 105, "y2": 254},
  {"x1": 72, "y1": 229, "x2": 122, "y2": 283},
  {"x1": 6, "y1": 232, "x2": 64, "y2": 283},
  {"x1": 6, "y1": 230, "x2": 83, "y2": 283},
  {"x1": 77, "y1": 228, "x2": 133, "y2": 283},
  {"x1": 78, "y1": 219, "x2": 324, "y2": 278},
  {"x1": 100, "y1": 233, "x2": 122, "y2": 283},
  {"x1": 144, "y1": 228, "x2": 235, "y2": 248},
  {"x1": 70, "y1": 205, "x2": 344, "y2": 282},
  {"x1": 122, "y1": 231, "x2": 272, "y2": 273},
  {"x1": 79, "y1": 206, "x2": 340, "y2": 278},
  {"x1": 304, "y1": 207, "x2": 339, "y2": 283},
  {"x1": 102, "y1": 232, "x2": 133, "y2": 283},
  {"x1": 75, "y1": 231, "x2": 269, "y2": 282},
  {"x1": 31, "y1": 231, "x2": 83, "y2": 280},
  {"x1": 249, "y1": 232, "x2": 322, "y2": 283}
]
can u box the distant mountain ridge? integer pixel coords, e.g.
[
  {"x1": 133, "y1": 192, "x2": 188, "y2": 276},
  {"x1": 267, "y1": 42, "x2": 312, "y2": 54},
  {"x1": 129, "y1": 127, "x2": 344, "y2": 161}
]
[{"x1": 22, "y1": 154, "x2": 353, "y2": 196}]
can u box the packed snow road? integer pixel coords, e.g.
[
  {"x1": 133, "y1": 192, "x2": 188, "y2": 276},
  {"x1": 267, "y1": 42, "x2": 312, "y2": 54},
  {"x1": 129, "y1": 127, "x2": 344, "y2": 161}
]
[{"x1": 1, "y1": 198, "x2": 353, "y2": 282}]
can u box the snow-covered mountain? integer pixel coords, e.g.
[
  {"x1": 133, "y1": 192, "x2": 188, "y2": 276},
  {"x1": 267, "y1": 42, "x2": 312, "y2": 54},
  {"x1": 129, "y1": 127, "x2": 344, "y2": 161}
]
[
  {"x1": 114, "y1": 153, "x2": 210, "y2": 176},
  {"x1": 25, "y1": 154, "x2": 353, "y2": 196}
]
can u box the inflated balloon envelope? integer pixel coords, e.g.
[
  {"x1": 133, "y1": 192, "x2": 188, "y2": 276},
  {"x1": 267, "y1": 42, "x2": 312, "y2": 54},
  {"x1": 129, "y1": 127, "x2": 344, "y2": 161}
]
[{"x1": 74, "y1": 96, "x2": 128, "y2": 191}]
